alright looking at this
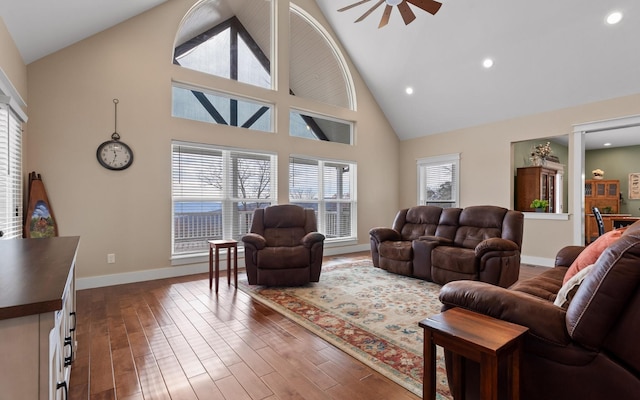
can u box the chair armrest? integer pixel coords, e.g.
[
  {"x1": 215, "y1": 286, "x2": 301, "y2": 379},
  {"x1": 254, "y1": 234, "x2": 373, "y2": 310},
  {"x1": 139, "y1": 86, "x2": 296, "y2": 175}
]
[
  {"x1": 369, "y1": 227, "x2": 401, "y2": 242},
  {"x1": 475, "y1": 238, "x2": 519, "y2": 257},
  {"x1": 439, "y1": 281, "x2": 570, "y2": 345},
  {"x1": 242, "y1": 233, "x2": 266, "y2": 250},
  {"x1": 555, "y1": 245, "x2": 585, "y2": 267},
  {"x1": 302, "y1": 232, "x2": 325, "y2": 248},
  {"x1": 418, "y1": 235, "x2": 454, "y2": 245}
]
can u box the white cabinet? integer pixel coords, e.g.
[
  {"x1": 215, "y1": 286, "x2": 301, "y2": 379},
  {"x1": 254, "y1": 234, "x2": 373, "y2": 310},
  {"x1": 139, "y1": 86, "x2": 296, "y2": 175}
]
[{"x1": 0, "y1": 237, "x2": 79, "y2": 400}]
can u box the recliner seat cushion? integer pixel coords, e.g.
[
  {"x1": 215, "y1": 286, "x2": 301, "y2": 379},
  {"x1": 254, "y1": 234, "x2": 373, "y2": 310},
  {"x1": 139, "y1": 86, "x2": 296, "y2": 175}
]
[
  {"x1": 379, "y1": 241, "x2": 412, "y2": 261},
  {"x1": 432, "y1": 246, "x2": 477, "y2": 274},
  {"x1": 258, "y1": 246, "x2": 309, "y2": 269}
]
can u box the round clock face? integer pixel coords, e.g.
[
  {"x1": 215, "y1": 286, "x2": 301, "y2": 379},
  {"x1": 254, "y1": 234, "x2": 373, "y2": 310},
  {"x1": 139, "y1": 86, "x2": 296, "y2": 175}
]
[{"x1": 96, "y1": 140, "x2": 134, "y2": 170}]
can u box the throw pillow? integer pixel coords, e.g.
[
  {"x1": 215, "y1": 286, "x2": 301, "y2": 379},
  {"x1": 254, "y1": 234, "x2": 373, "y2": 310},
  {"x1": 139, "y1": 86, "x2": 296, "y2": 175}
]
[
  {"x1": 554, "y1": 263, "x2": 595, "y2": 308},
  {"x1": 563, "y1": 228, "x2": 626, "y2": 285}
]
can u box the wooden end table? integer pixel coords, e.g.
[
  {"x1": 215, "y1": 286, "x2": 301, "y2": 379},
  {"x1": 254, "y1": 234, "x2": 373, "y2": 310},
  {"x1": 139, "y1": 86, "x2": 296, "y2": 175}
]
[
  {"x1": 208, "y1": 239, "x2": 238, "y2": 293},
  {"x1": 419, "y1": 307, "x2": 529, "y2": 400}
]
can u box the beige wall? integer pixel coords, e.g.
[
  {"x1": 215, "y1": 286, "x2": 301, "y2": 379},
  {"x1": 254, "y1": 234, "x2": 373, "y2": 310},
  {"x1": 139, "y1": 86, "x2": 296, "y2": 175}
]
[
  {"x1": 0, "y1": 17, "x2": 27, "y2": 100},
  {"x1": 25, "y1": 0, "x2": 400, "y2": 280},
  {"x1": 399, "y1": 93, "x2": 640, "y2": 260}
]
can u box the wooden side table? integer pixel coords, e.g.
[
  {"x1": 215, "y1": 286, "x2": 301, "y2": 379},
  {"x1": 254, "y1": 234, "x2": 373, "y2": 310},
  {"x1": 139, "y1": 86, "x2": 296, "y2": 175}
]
[
  {"x1": 419, "y1": 307, "x2": 529, "y2": 400},
  {"x1": 208, "y1": 239, "x2": 238, "y2": 293}
]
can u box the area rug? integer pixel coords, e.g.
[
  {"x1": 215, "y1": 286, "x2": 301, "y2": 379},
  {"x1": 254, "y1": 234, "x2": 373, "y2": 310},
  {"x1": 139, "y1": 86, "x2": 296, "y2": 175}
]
[{"x1": 237, "y1": 260, "x2": 452, "y2": 399}]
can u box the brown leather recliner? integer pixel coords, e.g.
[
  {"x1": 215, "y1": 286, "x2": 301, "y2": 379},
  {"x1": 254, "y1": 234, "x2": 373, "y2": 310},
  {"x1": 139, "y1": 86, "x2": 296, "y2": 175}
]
[
  {"x1": 438, "y1": 220, "x2": 640, "y2": 400},
  {"x1": 369, "y1": 205, "x2": 524, "y2": 287},
  {"x1": 242, "y1": 204, "x2": 325, "y2": 286}
]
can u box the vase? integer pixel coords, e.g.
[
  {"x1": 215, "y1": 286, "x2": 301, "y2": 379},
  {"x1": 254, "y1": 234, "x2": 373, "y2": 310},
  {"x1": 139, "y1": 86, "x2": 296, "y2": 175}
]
[
  {"x1": 535, "y1": 208, "x2": 545, "y2": 212},
  {"x1": 593, "y1": 175, "x2": 603, "y2": 180},
  {"x1": 530, "y1": 157, "x2": 545, "y2": 167}
]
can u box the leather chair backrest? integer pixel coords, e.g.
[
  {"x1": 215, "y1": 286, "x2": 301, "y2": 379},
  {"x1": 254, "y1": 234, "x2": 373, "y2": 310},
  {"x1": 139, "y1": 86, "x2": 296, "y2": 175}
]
[
  {"x1": 566, "y1": 222, "x2": 640, "y2": 375},
  {"x1": 393, "y1": 206, "x2": 443, "y2": 241},
  {"x1": 252, "y1": 204, "x2": 313, "y2": 247},
  {"x1": 453, "y1": 205, "x2": 509, "y2": 248}
]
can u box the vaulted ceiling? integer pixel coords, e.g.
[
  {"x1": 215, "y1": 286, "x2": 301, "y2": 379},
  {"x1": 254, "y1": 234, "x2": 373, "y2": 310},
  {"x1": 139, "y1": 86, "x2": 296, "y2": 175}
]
[{"x1": 2, "y1": 0, "x2": 639, "y2": 145}]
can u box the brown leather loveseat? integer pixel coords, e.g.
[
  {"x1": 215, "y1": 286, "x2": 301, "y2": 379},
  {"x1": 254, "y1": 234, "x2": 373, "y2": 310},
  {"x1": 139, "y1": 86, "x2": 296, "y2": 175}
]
[
  {"x1": 438, "y1": 220, "x2": 640, "y2": 399},
  {"x1": 369, "y1": 205, "x2": 524, "y2": 287}
]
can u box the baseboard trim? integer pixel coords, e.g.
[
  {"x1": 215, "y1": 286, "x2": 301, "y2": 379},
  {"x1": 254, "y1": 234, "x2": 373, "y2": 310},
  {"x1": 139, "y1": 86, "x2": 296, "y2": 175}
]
[
  {"x1": 76, "y1": 243, "x2": 370, "y2": 290},
  {"x1": 522, "y1": 255, "x2": 554, "y2": 267}
]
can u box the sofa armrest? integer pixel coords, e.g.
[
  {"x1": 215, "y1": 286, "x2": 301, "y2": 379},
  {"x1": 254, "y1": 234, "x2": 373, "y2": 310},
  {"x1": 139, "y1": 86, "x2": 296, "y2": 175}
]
[
  {"x1": 555, "y1": 245, "x2": 585, "y2": 267},
  {"x1": 439, "y1": 281, "x2": 570, "y2": 345},
  {"x1": 242, "y1": 233, "x2": 266, "y2": 250},
  {"x1": 302, "y1": 232, "x2": 325, "y2": 248},
  {"x1": 369, "y1": 227, "x2": 401, "y2": 242},
  {"x1": 475, "y1": 237, "x2": 519, "y2": 257},
  {"x1": 419, "y1": 235, "x2": 453, "y2": 245}
]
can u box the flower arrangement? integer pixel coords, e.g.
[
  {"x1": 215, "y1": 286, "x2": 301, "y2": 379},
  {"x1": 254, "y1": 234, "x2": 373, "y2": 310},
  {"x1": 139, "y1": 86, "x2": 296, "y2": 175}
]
[
  {"x1": 531, "y1": 141, "x2": 553, "y2": 160},
  {"x1": 592, "y1": 168, "x2": 604, "y2": 177}
]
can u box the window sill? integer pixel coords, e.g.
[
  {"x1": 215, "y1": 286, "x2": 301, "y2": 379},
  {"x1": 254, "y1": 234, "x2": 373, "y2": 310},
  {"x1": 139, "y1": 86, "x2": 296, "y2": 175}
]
[{"x1": 523, "y1": 212, "x2": 570, "y2": 221}]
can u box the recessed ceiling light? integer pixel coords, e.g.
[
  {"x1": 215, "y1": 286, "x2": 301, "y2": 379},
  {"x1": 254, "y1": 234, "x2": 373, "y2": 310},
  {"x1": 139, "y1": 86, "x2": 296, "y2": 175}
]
[
  {"x1": 405, "y1": 87, "x2": 414, "y2": 95},
  {"x1": 482, "y1": 58, "x2": 494, "y2": 69},
  {"x1": 604, "y1": 142, "x2": 612, "y2": 147},
  {"x1": 606, "y1": 11, "x2": 623, "y2": 25}
]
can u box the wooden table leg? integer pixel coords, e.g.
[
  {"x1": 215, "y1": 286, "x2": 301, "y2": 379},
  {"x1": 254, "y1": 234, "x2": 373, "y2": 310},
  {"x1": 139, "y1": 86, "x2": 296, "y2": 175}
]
[
  {"x1": 215, "y1": 247, "x2": 220, "y2": 293},
  {"x1": 233, "y1": 245, "x2": 238, "y2": 288},
  {"x1": 480, "y1": 353, "x2": 499, "y2": 400},
  {"x1": 209, "y1": 245, "x2": 213, "y2": 289},
  {"x1": 423, "y1": 332, "x2": 437, "y2": 400},
  {"x1": 226, "y1": 247, "x2": 231, "y2": 286}
]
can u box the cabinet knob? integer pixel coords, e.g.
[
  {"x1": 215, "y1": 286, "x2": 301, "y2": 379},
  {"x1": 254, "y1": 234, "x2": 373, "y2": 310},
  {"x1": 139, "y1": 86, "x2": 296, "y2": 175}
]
[
  {"x1": 64, "y1": 336, "x2": 74, "y2": 366},
  {"x1": 56, "y1": 381, "x2": 68, "y2": 400}
]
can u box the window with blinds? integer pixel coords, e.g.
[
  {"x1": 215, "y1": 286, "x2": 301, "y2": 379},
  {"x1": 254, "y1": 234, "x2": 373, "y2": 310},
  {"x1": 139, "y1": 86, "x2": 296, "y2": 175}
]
[
  {"x1": 171, "y1": 141, "x2": 277, "y2": 256},
  {"x1": 289, "y1": 156, "x2": 356, "y2": 240},
  {"x1": 417, "y1": 153, "x2": 460, "y2": 208},
  {"x1": 0, "y1": 102, "x2": 23, "y2": 239}
]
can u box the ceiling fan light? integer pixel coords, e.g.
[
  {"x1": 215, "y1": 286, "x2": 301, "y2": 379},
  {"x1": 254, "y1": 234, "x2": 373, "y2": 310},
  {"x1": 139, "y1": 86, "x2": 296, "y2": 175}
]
[{"x1": 386, "y1": 0, "x2": 403, "y2": 6}]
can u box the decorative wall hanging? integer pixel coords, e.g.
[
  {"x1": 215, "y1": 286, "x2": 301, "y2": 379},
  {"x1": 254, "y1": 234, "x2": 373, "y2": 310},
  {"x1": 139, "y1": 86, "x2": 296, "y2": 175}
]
[{"x1": 629, "y1": 173, "x2": 640, "y2": 200}]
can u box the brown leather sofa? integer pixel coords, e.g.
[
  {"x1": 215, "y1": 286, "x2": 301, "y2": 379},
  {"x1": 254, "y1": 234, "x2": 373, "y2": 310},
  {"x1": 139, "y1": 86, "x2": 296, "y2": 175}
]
[
  {"x1": 242, "y1": 204, "x2": 325, "y2": 286},
  {"x1": 369, "y1": 205, "x2": 524, "y2": 287},
  {"x1": 438, "y1": 220, "x2": 640, "y2": 400}
]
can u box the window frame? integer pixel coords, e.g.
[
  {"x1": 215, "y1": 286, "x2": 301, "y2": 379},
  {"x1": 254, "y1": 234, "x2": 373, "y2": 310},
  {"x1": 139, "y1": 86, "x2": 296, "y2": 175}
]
[
  {"x1": 171, "y1": 141, "x2": 277, "y2": 259},
  {"x1": 417, "y1": 153, "x2": 460, "y2": 208},
  {"x1": 289, "y1": 155, "x2": 357, "y2": 243},
  {"x1": 0, "y1": 93, "x2": 25, "y2": 240}
]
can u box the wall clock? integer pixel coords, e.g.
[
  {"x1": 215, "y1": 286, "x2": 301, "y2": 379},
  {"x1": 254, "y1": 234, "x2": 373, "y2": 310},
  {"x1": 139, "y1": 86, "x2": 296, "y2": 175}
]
[{"x1": 97, "y1": 99, "x2": 134, "y2": 170}]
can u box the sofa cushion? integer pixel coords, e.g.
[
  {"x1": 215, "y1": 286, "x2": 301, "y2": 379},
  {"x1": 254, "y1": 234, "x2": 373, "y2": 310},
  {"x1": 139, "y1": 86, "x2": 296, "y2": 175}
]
[
  {"x1": 563, "y1": 228, "x2": 626, "y2": 284},
  {"x1": 379, "y1": 241, "x2": 412, "y2": 260},
  {"x1": 431, "y1": 246, "x2": 477, "y2": 274},
  {"x1": 510, "y1": 266, "x2": 567, "y2": 301}
]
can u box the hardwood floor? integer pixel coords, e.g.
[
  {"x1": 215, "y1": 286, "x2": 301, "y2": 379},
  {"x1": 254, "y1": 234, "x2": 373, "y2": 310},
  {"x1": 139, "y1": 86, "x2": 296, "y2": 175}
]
[{"x1": 69, "y1": 252, "x2": 544, "y2": 400}]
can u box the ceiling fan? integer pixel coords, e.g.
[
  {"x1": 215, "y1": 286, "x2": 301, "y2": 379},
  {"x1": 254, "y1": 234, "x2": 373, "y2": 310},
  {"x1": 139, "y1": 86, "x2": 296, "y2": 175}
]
[{"x1": 338, "y1": 0, "x2": 442, "y2": 28}]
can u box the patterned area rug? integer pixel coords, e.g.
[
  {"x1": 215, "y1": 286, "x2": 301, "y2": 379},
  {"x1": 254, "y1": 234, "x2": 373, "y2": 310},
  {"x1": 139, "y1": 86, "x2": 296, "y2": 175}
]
[{"x1": 237, "y1": 260, "x2": 452, "y2": 399}]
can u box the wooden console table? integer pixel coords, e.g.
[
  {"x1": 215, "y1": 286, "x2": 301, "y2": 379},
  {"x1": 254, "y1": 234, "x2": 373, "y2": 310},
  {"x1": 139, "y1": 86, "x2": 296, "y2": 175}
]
[{"x1": 419, "y1": 307, "x2": 529, "y2": 400}]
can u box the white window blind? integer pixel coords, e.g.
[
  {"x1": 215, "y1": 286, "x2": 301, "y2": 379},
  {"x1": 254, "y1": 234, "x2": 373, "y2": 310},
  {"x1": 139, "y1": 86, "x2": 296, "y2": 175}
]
[
  {"x1": 289, "y1": 156, "x2": 356, "y2": 240},
  {"x1": 0, "y1": 102, "x2": 23, "y2": 239},
  {"x1": 418, "y1": 153, "x2": 460, "y2": 208},
  {"x1": 171, "y1": 141, "x2": 276, "y2": 256}
]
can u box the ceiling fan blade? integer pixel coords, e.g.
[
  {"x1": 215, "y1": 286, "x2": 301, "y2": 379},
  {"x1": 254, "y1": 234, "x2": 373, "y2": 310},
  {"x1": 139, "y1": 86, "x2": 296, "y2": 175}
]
[
  {"x1": 355, "y1": 0, "x2": 385, "y2": 23},
  {"x1": 379, "y1": 5, "x2": 393, "y2": 28},
  {"x1": 406, "y1": 0, "x2": 442, "y2": 15},
  {"x1": 397, "y1": 1, "x2": 417, "y2": 25},
  {"x1": 338, "y1": 0, "x2": 372, "y2": 13}
]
